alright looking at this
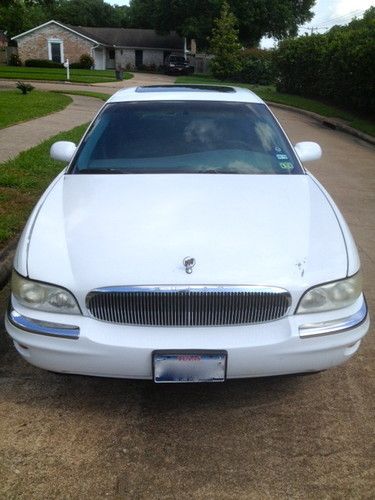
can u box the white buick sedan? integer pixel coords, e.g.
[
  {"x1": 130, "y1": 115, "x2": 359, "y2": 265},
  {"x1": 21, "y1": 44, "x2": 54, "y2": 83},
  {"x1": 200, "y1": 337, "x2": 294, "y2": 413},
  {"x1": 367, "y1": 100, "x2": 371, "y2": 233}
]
[{"x1": 6, "y1": 85, "x2": 369, "y2": 383}]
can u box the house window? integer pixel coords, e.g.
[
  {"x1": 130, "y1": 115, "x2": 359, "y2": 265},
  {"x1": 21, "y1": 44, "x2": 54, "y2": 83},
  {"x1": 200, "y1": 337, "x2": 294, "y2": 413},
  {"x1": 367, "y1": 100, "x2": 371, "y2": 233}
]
[
  {"x1": 109, "y1": 49, "x2": 115, "y2": 60},
  {"x1": 48, "y1": 39, "x2": 64, "y2": 63}
]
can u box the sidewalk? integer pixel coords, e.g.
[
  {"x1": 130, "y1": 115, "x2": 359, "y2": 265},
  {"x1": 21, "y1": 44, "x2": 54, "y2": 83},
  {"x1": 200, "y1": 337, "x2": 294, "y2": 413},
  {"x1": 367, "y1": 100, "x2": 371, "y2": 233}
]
[
  {"x1": 0, "y1": 73, "x2": 175, "y2": 96},
  {"x1": 0, "y1": 94, "x2": 102, "y2": 162}
]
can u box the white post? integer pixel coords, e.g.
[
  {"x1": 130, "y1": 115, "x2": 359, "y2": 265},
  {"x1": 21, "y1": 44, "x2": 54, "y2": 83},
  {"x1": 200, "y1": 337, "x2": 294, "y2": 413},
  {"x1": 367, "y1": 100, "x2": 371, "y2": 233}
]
[{"x1": 64, "y1": 59, "x2": 70, "y2": 81}]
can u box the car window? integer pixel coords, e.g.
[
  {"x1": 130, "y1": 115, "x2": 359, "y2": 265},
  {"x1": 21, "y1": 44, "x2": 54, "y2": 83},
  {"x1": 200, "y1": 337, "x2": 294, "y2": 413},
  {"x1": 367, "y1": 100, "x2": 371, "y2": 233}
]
[
  {"x1": 169, "y1": 56, "x2": 186, "y2": 63},
  {"x1": 71, "y1": 101, "x2": 303, "y2": 175}
]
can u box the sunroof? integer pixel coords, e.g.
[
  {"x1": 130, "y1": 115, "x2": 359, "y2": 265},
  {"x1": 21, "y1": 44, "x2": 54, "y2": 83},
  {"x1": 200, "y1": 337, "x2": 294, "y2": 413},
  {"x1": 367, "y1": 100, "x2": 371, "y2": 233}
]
[{"x1": 136, "y1": 85, "x2": 236, "y2": 93}]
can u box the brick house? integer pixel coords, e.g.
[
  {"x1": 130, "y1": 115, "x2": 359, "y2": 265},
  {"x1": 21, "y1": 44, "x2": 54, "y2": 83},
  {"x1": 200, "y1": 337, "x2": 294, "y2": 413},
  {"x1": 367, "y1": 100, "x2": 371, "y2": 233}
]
[{"x1": 12, "y1": 20, "x2": 185, "y2": 70}]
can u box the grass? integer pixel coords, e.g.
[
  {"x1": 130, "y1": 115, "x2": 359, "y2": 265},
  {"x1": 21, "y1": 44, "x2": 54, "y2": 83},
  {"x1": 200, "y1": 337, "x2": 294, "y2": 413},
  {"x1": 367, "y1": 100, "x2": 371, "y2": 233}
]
[
  {"x1": 0, "y1": 90, "x2": 72, "y2": 129},
  {"x1": 52, "y1": 90, "x2": 110, "y2": 101},
  {"x1": 0, "y1": 65, "x2": 133, "y2": 84},
  {"x1": 0, "y1": 123, "x2": 87, "y2": 246},
  {"x1": 176, "y1": 75, "x2": 375, "y2": 137}
]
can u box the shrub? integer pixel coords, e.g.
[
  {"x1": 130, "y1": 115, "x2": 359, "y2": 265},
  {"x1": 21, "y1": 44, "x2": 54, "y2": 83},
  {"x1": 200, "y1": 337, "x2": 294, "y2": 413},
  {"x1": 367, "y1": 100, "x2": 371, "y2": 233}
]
[
  {"x1": 236, "y1": 48, "x2": 276, "y2": 85},
  {"x1": 79, "y1": 54, "x2": 94, "y2": 69},
  {"x1": 69, "y1": 62, "x2": 82, "y2": 69},
  {"x1": 274, "y1": 7, "x2": 375, "y2": 114},
  {"x1": 25, "y1": 59, "x2": 63, "y2": 68},
  {"x1": 16, "y1": 81, "x2": 34, "y2": 95},
  {"x1": 8, "y1": 53, "x2": 21, "y2": 66}
]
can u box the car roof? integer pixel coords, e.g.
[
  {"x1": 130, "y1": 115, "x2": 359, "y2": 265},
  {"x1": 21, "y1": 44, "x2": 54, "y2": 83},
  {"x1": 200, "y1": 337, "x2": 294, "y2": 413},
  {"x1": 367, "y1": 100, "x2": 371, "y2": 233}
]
[{"x1": 107, "y1": 85, "x2": 265, "y2": 104}]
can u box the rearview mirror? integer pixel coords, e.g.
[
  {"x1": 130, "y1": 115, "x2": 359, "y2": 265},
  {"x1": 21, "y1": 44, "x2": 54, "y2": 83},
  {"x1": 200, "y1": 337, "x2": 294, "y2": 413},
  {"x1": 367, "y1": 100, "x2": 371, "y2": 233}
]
[
  {"x1": 50, "y1": 141, "x2": 77, "y2": 163},
  {"x1": 294, "y1": 142, "x2": 322, "y2": 162}
]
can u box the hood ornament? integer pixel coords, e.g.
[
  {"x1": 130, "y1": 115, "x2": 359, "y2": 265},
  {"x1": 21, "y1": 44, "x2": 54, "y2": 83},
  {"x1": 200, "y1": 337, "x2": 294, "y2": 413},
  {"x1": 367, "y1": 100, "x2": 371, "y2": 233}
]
[{"x1": 183, "y1": 256, "x2": 196, "y2": 274}]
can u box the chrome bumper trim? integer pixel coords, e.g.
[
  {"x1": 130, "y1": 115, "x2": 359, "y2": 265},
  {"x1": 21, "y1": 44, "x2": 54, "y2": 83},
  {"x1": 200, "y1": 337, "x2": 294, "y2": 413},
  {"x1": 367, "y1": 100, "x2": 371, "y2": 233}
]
[
  {"x1": 299, "y1": 300, "x2": 368, "y2": 338},
  {"x1": 8, "y1": 307, "x2": 80, "y2": 339}
]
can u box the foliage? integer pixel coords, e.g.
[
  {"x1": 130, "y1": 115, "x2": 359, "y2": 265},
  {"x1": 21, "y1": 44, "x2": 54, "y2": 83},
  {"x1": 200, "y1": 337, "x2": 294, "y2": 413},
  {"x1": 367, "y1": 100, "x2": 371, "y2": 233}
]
[
  {"x1": 0, "y1": 123, "x2": 87, "y2": 245},
  {"x1": 0, "y1": 0, "x2": 129, "y2": 38},
  {"x1": 8, "y1": 53, "x2": 21, "y2": 66},
  {"x1": 55, "y1": 0, "x2": 128, "y2": 28},
  {"x1": 275, "y1": 7, "x2": 375, "y2": 114},
  {"x1": 236, "y1": 49, "x2": 275, "y2": 85},
  {"x1": 175, "y1": 75, "x2": 375, "y2": 137},
  {"x1": 127, "y1": 0, "x2": 315, "y2": 48},
  {"x1": 78, "y1": 53, "x2": 94, "y2": 69},
  {"x1": 209, "y1": 2, "x2": 242, "y2": 80},
  {"x1": 0, "y1": 89, "x2": 71, "y2": 129},
  {"x1": 16, "y1": 81, "x2": 34, "y2": 94},
  {"x1": 25, "y1": 59, "x2": 63, "y2": 68}
]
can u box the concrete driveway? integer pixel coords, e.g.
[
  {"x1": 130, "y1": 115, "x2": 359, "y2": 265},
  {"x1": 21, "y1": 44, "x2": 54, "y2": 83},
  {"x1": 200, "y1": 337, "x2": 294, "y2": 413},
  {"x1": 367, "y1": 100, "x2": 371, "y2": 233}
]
[{"x1": 0, "y1": 106, "x2": 374, "y2": 499}]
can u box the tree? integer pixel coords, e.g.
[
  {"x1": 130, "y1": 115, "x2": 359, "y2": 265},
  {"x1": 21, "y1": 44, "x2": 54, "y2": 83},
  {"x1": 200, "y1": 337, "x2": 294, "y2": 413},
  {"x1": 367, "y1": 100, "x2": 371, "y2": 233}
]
[
  {"x1": 127, "y1": 0, "x2": 315, "y2": 48},
  {"x1": 209, "y1": 2, "x2": 242, "y2": 79},
  {"x1": 55, "y1": 0, "x2": 126, "y2": 27},
  {"x1": 0, "y1": 0, "x2": 129, "y2": 38},
  {"x1": 0, "y1": 1, "x2": 50, "y2": 39}
]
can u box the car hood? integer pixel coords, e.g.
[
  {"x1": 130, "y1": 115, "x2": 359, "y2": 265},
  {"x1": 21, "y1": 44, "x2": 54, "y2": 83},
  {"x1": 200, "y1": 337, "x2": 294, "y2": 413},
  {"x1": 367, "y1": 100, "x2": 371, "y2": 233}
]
[{"x1": 27, "y1": 174, "x2": 347, "y2": 307}]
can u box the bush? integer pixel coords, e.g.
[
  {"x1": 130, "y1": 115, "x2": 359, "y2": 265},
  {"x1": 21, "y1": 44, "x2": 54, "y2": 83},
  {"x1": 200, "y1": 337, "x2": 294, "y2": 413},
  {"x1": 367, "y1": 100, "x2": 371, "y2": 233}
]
[
  {"x1": 8, "y1": 53, "x2": 21, "y2": 66},
  {"x1": 16, "y1": 81, "x2": 34, "y2": 95},
  {"x1": 235, "y1": 48, "x2": 276, "y2": 85},
  {"x1": 25, "y1": 59, "x2": 63, "y2": 68},
  {"x1": 79, "y1": 53, "x2": 94, "y2": 69},
  {"x1": 274, "y1": 7, "x2": 375, "y2": 114},
  {"x1": 69, "y1": 62, "x2": 82, "y2": 69}
]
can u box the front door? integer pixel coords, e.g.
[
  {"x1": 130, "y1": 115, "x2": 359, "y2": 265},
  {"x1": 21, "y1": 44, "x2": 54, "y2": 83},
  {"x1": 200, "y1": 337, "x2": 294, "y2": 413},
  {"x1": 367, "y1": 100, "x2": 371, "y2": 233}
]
[{"x1": 135, "y1": 50, "x2": 143, "y2": 68}]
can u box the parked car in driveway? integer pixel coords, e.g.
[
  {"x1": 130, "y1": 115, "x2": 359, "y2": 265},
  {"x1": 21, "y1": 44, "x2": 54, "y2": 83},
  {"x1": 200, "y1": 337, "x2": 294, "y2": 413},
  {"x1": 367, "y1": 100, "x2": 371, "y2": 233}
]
[
  {"x1": 164, "y1": 54, "x2": 194, "y2": 75},
  {"x1": 6, "y1": 84, "x2": 369, "y2": 383}
]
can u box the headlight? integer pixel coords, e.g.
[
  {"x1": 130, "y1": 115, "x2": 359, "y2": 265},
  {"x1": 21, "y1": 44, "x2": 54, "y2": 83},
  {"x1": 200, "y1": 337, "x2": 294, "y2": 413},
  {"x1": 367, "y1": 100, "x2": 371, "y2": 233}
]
[
  {"x1": 297, "y1": 272, "x2": 362, "y2": 314},
  {"x1": 11, "y1": 271, "x2": 81, "y2": 315}
]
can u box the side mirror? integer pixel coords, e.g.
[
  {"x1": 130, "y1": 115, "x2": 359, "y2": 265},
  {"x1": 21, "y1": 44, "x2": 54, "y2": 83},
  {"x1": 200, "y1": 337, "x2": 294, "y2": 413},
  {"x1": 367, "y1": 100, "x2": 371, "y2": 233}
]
[
  {"x1": 50, "y1": 141, "x2": 77, "y2": 163},
  {"x1": 294, "y1": 142, "x2": 322, "y2": 162}
]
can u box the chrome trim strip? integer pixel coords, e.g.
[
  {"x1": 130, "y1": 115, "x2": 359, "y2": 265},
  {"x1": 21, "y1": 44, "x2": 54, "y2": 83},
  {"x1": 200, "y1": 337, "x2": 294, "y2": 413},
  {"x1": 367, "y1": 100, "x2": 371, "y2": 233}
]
[
  {"x1": 8, "y1": 308, "x2": 80, "y2": 339},
  {"x1": 87, "y1": 284, "x2": 291, "y2": 295},
  {"x1": 299, "y1": 300, "x2": 368, "y2": 338}
]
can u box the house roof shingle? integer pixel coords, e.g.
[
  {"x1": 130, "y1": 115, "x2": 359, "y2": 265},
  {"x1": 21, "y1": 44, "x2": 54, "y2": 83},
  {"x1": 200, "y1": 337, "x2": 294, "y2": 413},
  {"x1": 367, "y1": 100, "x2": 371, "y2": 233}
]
[{"x1": 67, "y1": 25, "x2": 184, "y2": 50}]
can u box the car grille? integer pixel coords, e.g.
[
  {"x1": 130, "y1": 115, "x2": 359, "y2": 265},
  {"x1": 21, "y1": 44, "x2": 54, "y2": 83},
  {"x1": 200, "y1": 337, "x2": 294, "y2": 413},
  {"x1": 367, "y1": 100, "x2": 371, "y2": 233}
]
[{"x1": 86, "y1": 286, "x2": 291, "y2": 326}]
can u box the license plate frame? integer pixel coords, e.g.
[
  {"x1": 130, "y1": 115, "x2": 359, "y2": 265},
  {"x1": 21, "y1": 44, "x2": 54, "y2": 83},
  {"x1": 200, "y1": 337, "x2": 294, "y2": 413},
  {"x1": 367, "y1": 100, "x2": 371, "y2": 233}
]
[{"x1": 153, "y1": 350, "x2": 227, "y2": 384}]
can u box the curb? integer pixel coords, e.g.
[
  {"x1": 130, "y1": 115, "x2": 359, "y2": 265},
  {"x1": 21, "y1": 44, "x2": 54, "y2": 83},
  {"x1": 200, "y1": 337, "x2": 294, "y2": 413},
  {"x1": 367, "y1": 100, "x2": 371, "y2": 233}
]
[
  {"x1": 0, "y1": 237, "x2": 18, "y2": 290},
  {"x1": 268, "y1": 101, "x2": 375, "y2": 147}
]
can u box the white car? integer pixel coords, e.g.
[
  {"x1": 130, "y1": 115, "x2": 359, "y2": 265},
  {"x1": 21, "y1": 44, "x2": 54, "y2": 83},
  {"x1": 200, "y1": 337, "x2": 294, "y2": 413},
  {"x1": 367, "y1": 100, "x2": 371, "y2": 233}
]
[{"x1": 6, "y1": 85, "x2": 369, "y2": 383}]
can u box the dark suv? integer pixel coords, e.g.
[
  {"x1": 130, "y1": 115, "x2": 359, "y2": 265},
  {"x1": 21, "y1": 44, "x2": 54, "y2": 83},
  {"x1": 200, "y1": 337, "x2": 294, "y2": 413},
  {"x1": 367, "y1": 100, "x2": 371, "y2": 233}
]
[{"x1": 164, "y1": 55, "x2": 194, "y2": 75}]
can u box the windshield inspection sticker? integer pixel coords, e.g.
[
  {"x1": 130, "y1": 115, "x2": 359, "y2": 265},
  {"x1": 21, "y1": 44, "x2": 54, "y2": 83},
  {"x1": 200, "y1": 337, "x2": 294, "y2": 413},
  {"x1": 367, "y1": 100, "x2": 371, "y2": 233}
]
[
  {"x1": 276, "y1": 153, "x2": 288, "y2": 160},
  {"x1": 279, "y1": 161, "x2": 294, "y2": 170}
]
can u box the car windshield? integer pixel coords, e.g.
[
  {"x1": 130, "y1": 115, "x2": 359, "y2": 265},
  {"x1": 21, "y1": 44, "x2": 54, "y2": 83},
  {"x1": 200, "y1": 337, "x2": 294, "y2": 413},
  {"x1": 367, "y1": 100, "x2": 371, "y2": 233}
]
[
  {"x1": 170, "y1": 56, "x2": 186, "y2": 63},
  {"x1": 71, "y1": 101, "x2": 303, "y2": 175}
]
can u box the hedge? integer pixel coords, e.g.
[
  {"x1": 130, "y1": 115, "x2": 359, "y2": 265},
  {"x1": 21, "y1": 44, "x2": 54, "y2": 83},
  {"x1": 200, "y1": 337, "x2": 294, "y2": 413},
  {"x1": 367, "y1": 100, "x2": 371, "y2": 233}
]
[
  {"x1": 25, "y1": 59, "x2": 63, "y2": 68},
  {"x1": 275, "y1": 9, "x2": 375, "y2": 114}
]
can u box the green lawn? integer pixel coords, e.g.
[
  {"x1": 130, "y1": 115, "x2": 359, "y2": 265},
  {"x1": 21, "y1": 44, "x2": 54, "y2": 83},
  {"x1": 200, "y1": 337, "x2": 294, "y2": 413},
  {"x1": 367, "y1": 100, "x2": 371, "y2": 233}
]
[
  {"x1": 0, "y1": 65, "x2": 133, "y2": 84},
  {"x1": 176, "y1": 75, "x2": 375, "y2": 137},
  {"x1": 52, "y1": 90, "x2": 110, "y2": 101},
  {"x1": 0, "y1": 90, "x2": 72, "y2": 129},
  {"x1": 0, "y1": 123, "x2": 87, "y2": 246}
]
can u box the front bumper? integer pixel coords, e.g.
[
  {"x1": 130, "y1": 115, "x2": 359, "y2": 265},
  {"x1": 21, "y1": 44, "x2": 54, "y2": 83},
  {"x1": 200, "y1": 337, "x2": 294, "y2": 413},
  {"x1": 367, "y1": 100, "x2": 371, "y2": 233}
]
[{"x1": 5, "y1": 297, "x2": 369, "y2": 379}]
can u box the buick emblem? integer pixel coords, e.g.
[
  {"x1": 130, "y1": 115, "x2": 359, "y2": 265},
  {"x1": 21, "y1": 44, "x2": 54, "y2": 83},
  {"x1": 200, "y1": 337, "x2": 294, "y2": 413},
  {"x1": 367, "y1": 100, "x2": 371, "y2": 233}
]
[{"x1": 183, "y1": 256, "x2": 196, "y2": 274}]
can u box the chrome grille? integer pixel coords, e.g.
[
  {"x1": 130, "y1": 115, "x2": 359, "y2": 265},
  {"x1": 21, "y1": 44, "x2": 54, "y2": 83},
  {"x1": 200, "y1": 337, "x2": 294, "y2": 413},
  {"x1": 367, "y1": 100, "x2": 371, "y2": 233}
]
[{"x1": 86, "y1": 286, "x2": 291, "y2": 326}]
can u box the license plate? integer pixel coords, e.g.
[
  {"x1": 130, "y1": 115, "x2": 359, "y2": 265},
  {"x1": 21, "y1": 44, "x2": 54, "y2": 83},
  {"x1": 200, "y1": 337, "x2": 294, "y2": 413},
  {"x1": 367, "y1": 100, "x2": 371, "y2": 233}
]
[{"x1": 153, "y1": 351, "x2": 227, "y2": 383}]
